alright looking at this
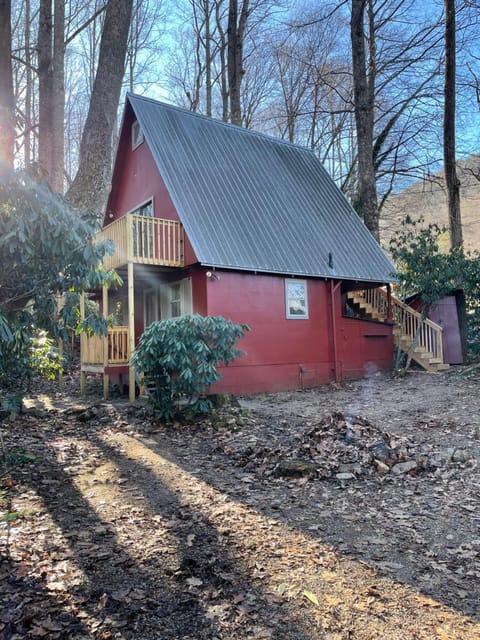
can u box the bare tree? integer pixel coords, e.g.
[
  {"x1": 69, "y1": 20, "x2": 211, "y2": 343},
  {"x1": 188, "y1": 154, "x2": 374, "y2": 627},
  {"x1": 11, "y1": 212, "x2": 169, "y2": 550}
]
[
  {"x1": 0, "y1": 0, "x2": 15, "y2": 167},
  {"x1": 67, "y1": 0, "x2": 133, "y2": 213},
  {"x1": 444, "y1": 0, "x2": 462, "y2": 248},
  {"x1": 351, "y1": 0, "x2": 379, "y2": 239},
  {"x1": 37, "y1": 0, "x2": 54, "y2": 181},
  {"x1": 227, "y1": 0, "x2": 249, "y2": 124},
  {"x1": 126, "y1": 0, "x2": 165, "y2": 94}
]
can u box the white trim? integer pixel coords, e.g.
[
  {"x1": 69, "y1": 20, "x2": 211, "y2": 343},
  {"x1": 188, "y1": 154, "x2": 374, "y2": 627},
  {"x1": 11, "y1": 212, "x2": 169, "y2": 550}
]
[
  {"x1": 128, "y1": 196, "x2": 154, "y2": 217},
  {"x1": 285, "y1": 278, "x2": 309, "y2": 319},
  {"x1": 132, "y1": 120, "x2": 144, "y2": 150}
]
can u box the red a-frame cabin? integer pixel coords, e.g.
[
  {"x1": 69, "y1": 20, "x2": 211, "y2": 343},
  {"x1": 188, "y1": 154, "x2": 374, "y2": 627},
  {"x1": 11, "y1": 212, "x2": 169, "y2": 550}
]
[{"x1": 81, "y1": 94, "x2": 400, "y2": 401}]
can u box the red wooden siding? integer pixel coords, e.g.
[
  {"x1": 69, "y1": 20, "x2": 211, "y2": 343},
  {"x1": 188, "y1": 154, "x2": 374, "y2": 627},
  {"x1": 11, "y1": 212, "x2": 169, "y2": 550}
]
[
  {"x1": 201, "y1": 270, "x2": 393, "y2": 394},
  {"x1": 106, "y1": 105, "x2": 197, "y2": 266},
  {"x1": 337, "y1": 316, "x2": 394, "y2": 380}
]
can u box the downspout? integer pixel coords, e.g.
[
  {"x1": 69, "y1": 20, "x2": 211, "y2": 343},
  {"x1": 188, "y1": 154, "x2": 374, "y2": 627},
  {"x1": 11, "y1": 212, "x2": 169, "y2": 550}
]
[{"x1": 330, "y1": 280, "x2": 342, "y2": 383}]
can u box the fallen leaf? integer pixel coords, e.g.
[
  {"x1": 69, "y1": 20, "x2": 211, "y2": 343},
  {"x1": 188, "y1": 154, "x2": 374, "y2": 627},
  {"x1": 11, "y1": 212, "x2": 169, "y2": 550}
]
[
  {"x1": 277, "y1": 583, "x2": 286, "y2": 596},
  {"x1": 186, "y1": 577, "x2": 203, "y2": 587},
  {"x1": 111, "y1": 588, "x2": 131, "y2": 601},
  {"x1": 40, "y1": 619, "x2": 63, "y2": 632},
  {"x1": 303, "y1": 590, "x2": 320, "y2": 606},
  {"x1": 414, "y1": 594, "x2": 442, "y2": 608},
  {"x1": 324, "y1": 594, "x2": 342, "y2": 607}
]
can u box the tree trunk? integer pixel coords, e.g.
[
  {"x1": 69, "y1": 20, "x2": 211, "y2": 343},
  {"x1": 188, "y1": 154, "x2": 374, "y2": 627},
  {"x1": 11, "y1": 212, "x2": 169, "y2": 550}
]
[
  {"x1": 0, "y1": 0, "x2": 15, "y2": 167},
  {"x1": 350, "y1": 0, "x2": 379, "y2": 241},
  {"x1": 24, "y1": 0, "x2": 33, "y2": 169},
  {"x1": 37, "y1": 0, "x2": 54, "y2": 182},
  {"x1": 444, "y1": 0, "x2": 466, "y2": 361},
  {"x1": 52, "y1": 0, "x2": 65, "y2": 192},
  {"x1": 216, "y1": 1, "x2": 229, "y2": 121},
  {"x1": 67, "y1": 0, "x2": 133, "y2": 214},
  {"x1": 227, "y1": 0, "x2": 249, "y2": 125},
  {"x1": 205, "y1": 0, "x2": 212, "y2": 118},
  {"x1": 444, "y1": 0, "x2": 462, "y2": 249}
]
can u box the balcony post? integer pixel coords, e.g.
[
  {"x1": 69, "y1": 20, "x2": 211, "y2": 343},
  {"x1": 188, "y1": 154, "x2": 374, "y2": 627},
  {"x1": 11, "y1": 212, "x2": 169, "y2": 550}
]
[
  {"x1": 102, "y1": 284, "x2": 109, "y2": 399},
  {"x1": 128, "y1": 261, "x2": 136, "y2": 402},
  {"x1": 80, "y1": 292, "x2": 86, "y2": 395}
]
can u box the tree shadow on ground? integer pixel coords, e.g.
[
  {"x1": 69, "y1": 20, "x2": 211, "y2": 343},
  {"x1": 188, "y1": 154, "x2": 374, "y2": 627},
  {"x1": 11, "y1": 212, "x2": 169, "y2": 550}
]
[
  {"x1": 89, "y1": 432, "x2": 322, "y2": 639},
  {"x1": 129, "y1": 423, "x2": 480, "y2": 625},
  {"x1": 2, "y1": 418, "x2": 319, "y2": 639}
]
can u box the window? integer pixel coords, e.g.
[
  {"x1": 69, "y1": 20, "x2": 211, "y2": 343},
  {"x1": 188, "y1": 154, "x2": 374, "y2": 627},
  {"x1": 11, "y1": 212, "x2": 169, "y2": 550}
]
[
  {"x1": 131, "y1": 199, "x2": 154, "y2": 258},
  {"x1": 132, "y1": 200, "x2": 153, "y2": 218},
  {"x1": 132, "y1": 120, "x2": 144, "y2": 149},
  {"x1": 170, "y1": 283, "x2": 181, "y2": 318},
  {"x1": 285, "y1": 279, "x2": 308, "y2": 319}
]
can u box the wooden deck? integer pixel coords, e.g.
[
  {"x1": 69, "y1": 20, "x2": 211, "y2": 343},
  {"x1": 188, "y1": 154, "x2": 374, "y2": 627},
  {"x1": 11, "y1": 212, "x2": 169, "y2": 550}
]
[
  {"x1": 81, "y1": 326, "x2": 129, "y2": 368},
  {"x1": 97, "y1": 215, "x2": 184, "y2": 270}
]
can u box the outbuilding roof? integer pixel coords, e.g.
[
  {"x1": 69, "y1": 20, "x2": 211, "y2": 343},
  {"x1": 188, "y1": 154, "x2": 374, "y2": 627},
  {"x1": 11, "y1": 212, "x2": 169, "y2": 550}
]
[{"x1": 126, "y1": 93, "x2": 395, "y2": 283}]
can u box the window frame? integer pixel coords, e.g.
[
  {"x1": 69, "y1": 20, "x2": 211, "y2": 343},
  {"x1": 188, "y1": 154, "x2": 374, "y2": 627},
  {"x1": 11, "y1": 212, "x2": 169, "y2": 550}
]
[
  {"x1": 169, "y1": 282, "x2": 182, "y2": 319},
  {"x1": 285, "y1": 278, "x2": 309, "y2": 320},
  {"x1": 132, "y1": 120, "x2": 144, "y2": 150}
]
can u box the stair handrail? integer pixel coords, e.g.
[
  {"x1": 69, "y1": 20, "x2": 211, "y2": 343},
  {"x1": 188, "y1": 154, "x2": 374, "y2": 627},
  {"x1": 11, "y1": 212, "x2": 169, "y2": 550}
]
[{"x1": 351, "y1": 288, "x2": 444, "y2": 363}]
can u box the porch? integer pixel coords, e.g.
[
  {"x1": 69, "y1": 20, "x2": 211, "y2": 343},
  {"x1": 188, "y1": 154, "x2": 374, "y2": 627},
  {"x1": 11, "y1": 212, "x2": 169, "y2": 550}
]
[
  {"x1": 81, "y1": 214, "x2": 185, "y2": 400},
  {"x1": 80, "y1": 326, "x2": 130, "y2": 399}
]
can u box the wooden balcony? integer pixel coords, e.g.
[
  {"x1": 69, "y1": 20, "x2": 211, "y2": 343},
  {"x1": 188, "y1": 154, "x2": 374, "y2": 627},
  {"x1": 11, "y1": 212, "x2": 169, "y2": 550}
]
[
  {"x1": 97, "y1": 215, "x2": 184, "y2": 270},
  {"x1": 81, "y1": 326, "x2": 129, "y2": 368}
]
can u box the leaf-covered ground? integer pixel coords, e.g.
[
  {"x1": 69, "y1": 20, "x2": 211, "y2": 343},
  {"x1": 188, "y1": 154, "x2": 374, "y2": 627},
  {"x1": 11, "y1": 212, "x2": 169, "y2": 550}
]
[{"x1": 1, "y1": 368, "x2": 480, "y2": 639}]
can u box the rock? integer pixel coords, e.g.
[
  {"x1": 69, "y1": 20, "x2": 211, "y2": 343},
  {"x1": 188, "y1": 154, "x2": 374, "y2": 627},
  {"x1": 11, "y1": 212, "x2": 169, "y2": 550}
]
[
  {"x1": 391, "y1": 460, "x2": 417, "y2": 475},
  {"x1": 370, "y1": 441, "x2": 395, "y2": 463},
  {"x1": 335, "y1": 472, "x2": 356, "y2": 481},
  {"x1": 273, "y1": 460, "x2": 319, "y2": 478},
  {"x1": 374, "y1": 459, "x2": 390, "y2": 474},
  {"x1": 338, "y1": 463, "x2": 362, "y2": 475},
  {"x1": 451, "y1": 449, "x2": 473, "y2": 463}
]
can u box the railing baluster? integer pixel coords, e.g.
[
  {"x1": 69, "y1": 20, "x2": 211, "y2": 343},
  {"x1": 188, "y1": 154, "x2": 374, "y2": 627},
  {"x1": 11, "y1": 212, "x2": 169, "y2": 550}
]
[
  {"x1": 349, "y1": 287, "x2": 444, "y2": 366},
  {"x1": 96, "y1": 216, "x2": 183, "y2": 268}
]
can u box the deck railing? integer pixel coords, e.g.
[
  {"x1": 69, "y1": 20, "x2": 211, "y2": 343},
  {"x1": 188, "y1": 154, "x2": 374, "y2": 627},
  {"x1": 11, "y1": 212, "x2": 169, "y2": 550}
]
[
  {"x1": 97, "y1": 215, "x2": 184, "y2": 270},
  {"x1": 350, "y1": 288, "x2": 444, "y2": 363},
  {"x1": 81, "y1": 326, "x2": 129, "y2": 366}
]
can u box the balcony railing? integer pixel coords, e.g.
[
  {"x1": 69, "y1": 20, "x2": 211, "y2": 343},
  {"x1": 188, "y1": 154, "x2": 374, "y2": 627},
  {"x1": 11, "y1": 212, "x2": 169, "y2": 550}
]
[
  {"x1": 81, "y1": 326, "x2": 129, "y2": 367},
  {"x1": 97, "y1": 215, "x2": 184, "y2": 270}
]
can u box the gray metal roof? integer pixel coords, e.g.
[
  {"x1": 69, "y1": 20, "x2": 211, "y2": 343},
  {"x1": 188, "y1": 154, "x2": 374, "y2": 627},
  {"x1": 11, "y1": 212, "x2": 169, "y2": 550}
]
[{"x1": 127, "y1": 93, "x2": 395, "y2": 283}]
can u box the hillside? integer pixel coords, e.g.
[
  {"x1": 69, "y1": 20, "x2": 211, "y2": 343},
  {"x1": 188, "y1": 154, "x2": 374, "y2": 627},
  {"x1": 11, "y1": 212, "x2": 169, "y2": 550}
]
[{"x1": 380, "y1": 155, "x2": 480, "y2": 252}]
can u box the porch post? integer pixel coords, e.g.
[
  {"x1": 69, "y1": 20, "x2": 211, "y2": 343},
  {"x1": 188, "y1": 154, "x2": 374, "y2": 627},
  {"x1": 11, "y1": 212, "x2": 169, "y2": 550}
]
[
  {"x1": 386, "y1": 283, "x2": 393, "y2": 323},
  {"x1": 80, "y1": 292, "x2": 86, "y2": 395},
  {"x1": 128, "y1": 261, "x2": 136, "y2": 402},
  {"x1": 102, "y1": 284, "x2": 109, "y2": 399}
]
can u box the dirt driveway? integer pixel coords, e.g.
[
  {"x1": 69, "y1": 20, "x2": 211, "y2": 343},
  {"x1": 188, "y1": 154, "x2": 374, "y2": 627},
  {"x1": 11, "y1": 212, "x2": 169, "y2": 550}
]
[{"x1": 1, "y1": 368, "x2": 480, "y2": 639}]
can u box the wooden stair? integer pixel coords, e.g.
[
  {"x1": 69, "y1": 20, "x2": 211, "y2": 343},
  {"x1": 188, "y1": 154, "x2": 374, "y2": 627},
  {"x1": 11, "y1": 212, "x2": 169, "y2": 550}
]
[{"x1": 347, "y1": 289, "x2": 449, "y2": 373}]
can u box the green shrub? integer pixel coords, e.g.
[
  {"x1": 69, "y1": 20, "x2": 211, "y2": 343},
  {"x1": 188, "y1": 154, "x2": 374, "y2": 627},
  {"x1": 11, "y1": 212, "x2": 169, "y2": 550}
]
[
  {"x1": 0, "y1": 327, "x2": 62, "y2": 391},
  {"x1": 131, "y1": 314, "x2": 249, "y2": 420}
]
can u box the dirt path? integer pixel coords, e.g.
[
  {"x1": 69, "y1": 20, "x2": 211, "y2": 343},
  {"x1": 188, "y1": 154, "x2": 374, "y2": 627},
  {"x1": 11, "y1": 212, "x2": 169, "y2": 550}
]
[{"x1": 1, "y1": 368, "x2": 480, "y2": 639}]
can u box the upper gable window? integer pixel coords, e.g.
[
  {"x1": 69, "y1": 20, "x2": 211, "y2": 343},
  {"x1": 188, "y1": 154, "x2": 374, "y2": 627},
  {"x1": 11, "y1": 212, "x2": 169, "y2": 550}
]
[
  {"x1": 285, "y1": 279, "x2": 309, "y2": 319},
  {"x1": 132, "y1": 120, "x2": 144, "y2": 149}
]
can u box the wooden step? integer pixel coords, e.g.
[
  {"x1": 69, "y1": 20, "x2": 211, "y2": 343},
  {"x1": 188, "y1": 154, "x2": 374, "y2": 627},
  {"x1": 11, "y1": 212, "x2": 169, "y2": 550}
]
[{"x1": 348, "y1": 289, "x2": 448, "y2": 373}]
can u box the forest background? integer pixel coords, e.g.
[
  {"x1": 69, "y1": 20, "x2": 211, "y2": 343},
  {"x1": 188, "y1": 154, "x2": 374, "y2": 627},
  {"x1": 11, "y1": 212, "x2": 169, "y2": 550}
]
[
  {"x1": 2, "y1": 0, "x2": 480, "y2": 243},
  {"x1": 3, "y1": 0, "x2": 480, "y2": 377}
]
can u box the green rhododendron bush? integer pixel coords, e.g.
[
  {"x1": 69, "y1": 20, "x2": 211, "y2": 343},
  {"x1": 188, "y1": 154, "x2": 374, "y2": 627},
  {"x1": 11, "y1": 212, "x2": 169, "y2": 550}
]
[{"x1": 131, "y1": 314, "x2": 249, "y2": 419}]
